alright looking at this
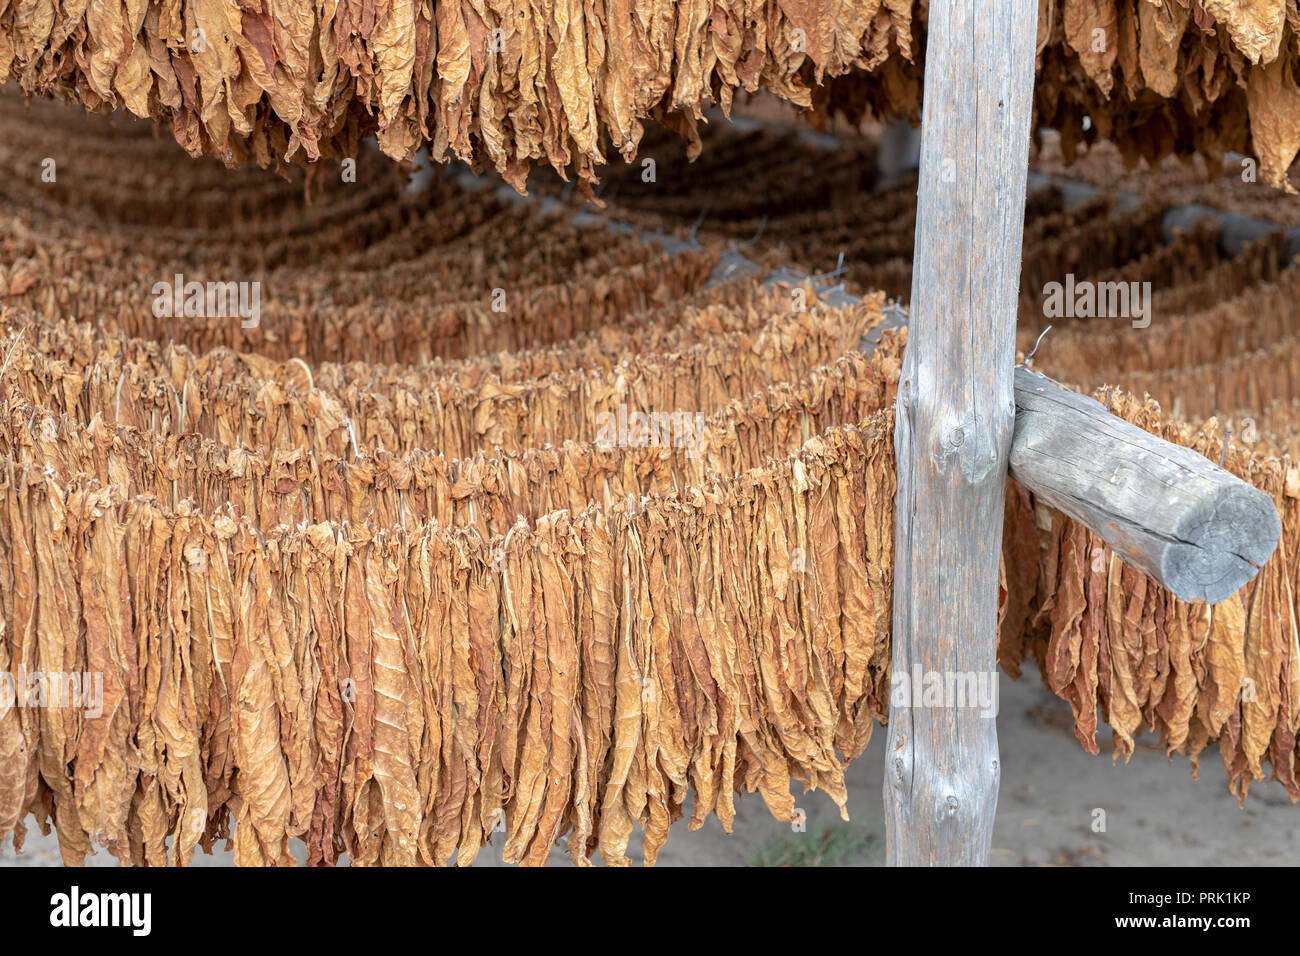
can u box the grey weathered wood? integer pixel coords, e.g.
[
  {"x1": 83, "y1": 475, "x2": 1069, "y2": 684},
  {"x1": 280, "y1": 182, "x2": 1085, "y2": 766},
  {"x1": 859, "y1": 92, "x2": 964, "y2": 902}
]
[
  {"x1": 861, "y1": 329, "x2": 1278, "y2": 606},
  {"x1": 1010, "y1": 368, "x2": 1280, "y2": 605},
  {"x1": 885, "y1": 0, "x2": 1037, "y2": 866}
]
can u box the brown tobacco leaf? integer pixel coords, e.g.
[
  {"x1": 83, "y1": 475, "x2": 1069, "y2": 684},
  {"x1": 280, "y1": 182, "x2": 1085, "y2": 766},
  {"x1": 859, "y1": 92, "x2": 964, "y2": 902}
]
[
  {"x1": 0, "y1": 617, "x2": 25, "y2": 843},
  {"x1": 303, "y1": 524, "x2": 346, "y2": 867},
  {"x1": 1045, "y1": 523, "x2": 1086, "y2": 708},
  {"x1": 4, "y1": 0, "x2": 1299, "y2": 188},
  {"x1": 1064, "y1": 0, "x2": 1119, "y2": 95},
  {"x1": 366, "y1": 536, "x2": 422, "y2": 865},
  {"x1": 1138, "y1": 0, "x2": 1190, "y2": 97},
  {"x1": 597, "y1": 520, "x2": 646, "y2": 867},
  {"x1": 228, "y1": 537, "x2": 295, "y2": 866},
  {"x1": 1241, "y1": 558, "x2": 1283, "y2": 781},
  {"x1": 1071, "y1": 529, "x2": 1106, "y2": 753},
  {"x1": 1198, "y1": 592, "x2": 1247, "y2": 740},
  {"x1": 31, "y1": 476, "x2": 92, "y2": 865},
  {"x1": 1246, "y1": 52, "x2": 1300, "y2": 192},
  {"x1": 1156, "y1": 598, "x2": 1198, "y2": 756},
  {"x1": 72, "y1": 491, "x2": 138, "y2": 864},
  {"x1": 1104, "y1": 554, "x2": 1142, "y2": 759},
  {"x1": 1272, "y1": 573, "x2": 1300, "y2": 798},
  {"x1": 998, "y1": 481, "x2": 1040, "y2": 680},
  {"x1": 339, "y1": 530, "x2": 378, "y2": 864},
  {"x1": 1201, "y1": 0, "x2": 1286, "y2": 64},
  {"x1": 521, "y1": 515, "x2": 579, "y2": 866},
  {"x1": 502, "y1": 527, "x2": 549, "y2": 864}
]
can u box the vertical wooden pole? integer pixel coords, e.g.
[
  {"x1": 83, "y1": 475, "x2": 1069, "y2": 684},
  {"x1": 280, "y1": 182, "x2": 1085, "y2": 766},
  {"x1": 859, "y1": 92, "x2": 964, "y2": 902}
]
[{"x1": 884, "y1": 0, "x2": 1038, "y2": 865}]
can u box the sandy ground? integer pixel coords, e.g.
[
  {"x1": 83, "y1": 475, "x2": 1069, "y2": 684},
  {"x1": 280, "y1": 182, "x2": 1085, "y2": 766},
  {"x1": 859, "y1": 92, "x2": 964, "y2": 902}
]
[{"x1": 1, "y1": 659, "x2": 1293, "y2": 867}]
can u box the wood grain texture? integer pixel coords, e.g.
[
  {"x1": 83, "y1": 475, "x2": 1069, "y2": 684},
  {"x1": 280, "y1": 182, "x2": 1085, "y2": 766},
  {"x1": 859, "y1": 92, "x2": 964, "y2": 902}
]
[
  {"x1": 885, "y1": 0, "x2": 1038, "y2": 866},
  {"x1": 1010, "y1": 368, "x2": 1281, "y2": 604}
]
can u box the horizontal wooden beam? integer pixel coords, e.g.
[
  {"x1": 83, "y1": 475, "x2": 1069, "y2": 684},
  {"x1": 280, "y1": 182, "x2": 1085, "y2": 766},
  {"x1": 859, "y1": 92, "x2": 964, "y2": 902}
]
[
  {"x1": 861, "y1": 328, "x2": 1278, "y2": 604},
  {"x1": 1009, "y1": 367, "x2": 1281, "y2": 604}
]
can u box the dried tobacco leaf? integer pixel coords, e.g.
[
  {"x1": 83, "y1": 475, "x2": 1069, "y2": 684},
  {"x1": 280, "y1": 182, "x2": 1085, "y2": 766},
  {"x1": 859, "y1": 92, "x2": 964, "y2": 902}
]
[{"x1": 3, "y1": 1, "x2": 1298, "y2": 187}]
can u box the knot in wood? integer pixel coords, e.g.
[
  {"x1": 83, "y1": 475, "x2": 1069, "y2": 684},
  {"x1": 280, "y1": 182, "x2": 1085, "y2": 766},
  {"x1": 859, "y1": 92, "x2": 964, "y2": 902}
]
[{"x1": 933, "y1": 416, "x2": 1001, "y2": 484}]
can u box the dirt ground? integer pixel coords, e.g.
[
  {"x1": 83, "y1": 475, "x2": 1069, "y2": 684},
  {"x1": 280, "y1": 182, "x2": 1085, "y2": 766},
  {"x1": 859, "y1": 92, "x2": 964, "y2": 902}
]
[{"x1": 2, "y1": 659, "x2": 1293, "y2": 867}]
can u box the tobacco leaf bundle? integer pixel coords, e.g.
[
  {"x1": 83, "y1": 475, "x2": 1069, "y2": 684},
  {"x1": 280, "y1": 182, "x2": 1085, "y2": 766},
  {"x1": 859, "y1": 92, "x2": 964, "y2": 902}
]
[
  {"x1": 0, "y1": 413, "x2": 897, "y2": 866},
  {"x1": 1003, "y1": 387, "x2": 1300, "y2": 803},
  {"x1": 2, "y1": 290, "x2": 886, "y2": 460},
  {"x1": 6, "y1": 89, "x2": 1300, "y2": 867},
  {"x1": 1016, "y1": 252, "x2": 1300, "y2": 424},
  {"x1": 0, "y1": 156, "x2": 911, "y2": 861},
  {"x1": 9, "y1": 352, "x2": 1300, "y2": 864},
  {"x1": 4, "y1": 2, "x2": 1300, "y2": 189},
  {"x1": 0, "y1": 0, "x2": 922, "y2": 193},
  {"x1": 0, "y1": 326, "x2": 903, "y2": 535}
]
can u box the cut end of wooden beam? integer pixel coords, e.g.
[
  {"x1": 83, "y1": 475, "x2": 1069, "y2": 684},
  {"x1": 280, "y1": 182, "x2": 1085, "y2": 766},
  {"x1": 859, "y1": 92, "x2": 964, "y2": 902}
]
[{"x1": 1162, "y1": 482, "x2": 1282, "y2": 605}]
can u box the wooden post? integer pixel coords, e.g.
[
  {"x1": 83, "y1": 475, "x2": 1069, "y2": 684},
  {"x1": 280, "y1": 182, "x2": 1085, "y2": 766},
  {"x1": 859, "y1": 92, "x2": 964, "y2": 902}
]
[{"x1": 885, "y1": 0, "x2": 1038, "y2": 865}]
